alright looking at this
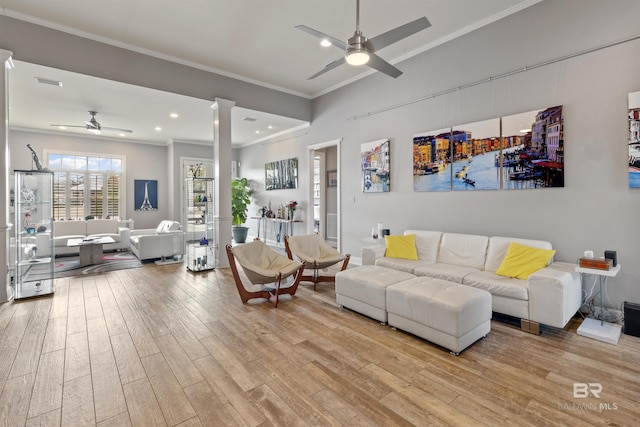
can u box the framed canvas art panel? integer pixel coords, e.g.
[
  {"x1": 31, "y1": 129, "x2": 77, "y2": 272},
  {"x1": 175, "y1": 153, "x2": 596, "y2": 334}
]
[
  {"x1": 451, "y1": 118, "x2": 501, "y2": 191},
  {"x1": 629, "y1": 91, "x2": 640, "y2": 188},
  {"x1": 265, "y1": 157, "x2": 298, "y2": 190},
  {"x1": 413, "y1": 128, "x2": 452, "y2": 192},
  {"x1": 502, "y1": 105, "x2": 564, "y2": 190},
  {"x1": 361, "y1": 139, "x2": 390, "y2": 193},
  {"x1": 134, "y1": 179, "x2": 158, "y2": 211}
]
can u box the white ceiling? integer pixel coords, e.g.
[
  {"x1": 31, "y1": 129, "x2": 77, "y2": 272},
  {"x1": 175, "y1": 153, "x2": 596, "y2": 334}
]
[{"x1": 1, "y1": 0, "x2": 539, "y2": 146}]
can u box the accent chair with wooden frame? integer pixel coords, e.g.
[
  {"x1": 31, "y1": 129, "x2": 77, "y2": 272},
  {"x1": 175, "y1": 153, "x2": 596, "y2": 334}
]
[
  {"x1": 225, "y1": 241, "x2": 305, "y2": 308},
  {"x1": 284, "y1": 233, "x2": 351, "y2": 290}
]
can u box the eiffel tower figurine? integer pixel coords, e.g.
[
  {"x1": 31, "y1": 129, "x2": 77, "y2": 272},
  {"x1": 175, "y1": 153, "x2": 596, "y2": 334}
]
[{"x1": 139, "y1": 181, "x2": 155, "y2": 211}]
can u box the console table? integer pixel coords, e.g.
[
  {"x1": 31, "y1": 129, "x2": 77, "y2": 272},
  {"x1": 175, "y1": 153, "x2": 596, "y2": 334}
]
[
  {"x1": 575, "y1": 264, "x2": 622, "y2": 345},
  {"x1": 251, "y1": 217, "x2": 302, "y2": 245}
]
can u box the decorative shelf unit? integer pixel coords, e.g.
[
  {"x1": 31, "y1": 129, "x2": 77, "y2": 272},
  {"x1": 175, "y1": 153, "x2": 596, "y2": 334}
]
[
  {"x1": 14, "y1": 169, "x2": 55, "y2": 299},
  {"x1": 185, "y1": 177, "x2": 215, "y2": 272}
]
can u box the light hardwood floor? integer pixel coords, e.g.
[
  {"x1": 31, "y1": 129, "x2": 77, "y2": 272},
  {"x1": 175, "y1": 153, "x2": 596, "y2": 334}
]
[{"x1": 1, "y1": 262, "x2": 639, "y2": 426}]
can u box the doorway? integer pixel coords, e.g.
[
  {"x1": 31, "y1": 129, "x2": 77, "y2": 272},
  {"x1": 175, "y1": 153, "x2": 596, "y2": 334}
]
[{"x1": 308, "y1": 139, "x2": 341, "y2": 250}]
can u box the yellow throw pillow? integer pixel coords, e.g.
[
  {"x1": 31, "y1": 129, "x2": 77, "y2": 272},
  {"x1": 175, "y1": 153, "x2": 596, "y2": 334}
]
[
  {"x1": 384, "y1": 234, "x2": 419, "y2": 260},
  {"x1": 495, "y1": 242, "x2": 556, "y2": 280}
]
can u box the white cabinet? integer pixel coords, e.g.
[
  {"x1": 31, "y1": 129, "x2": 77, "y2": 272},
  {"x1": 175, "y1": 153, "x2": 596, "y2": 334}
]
[
  {"x1": 14, "y1": 170, "x2": 55, "y2": 299},
  {"x1": 185, "y1": 177, "x2": 215, "y2": 272}
]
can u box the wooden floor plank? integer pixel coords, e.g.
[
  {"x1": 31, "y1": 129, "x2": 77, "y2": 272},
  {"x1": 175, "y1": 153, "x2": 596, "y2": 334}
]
[
  {"x1": 110, "y1": 332, "x2": 146, "y2": 385},
  {"x1": 63, "y1": 331, "x2": 90, "y2": 382},
  {"x1": 28, "y1": 349, "x2": 64, "y2": 419},
  {"x1": 90, "y1": 349, "x2": 128, "y2": 423},
  {"x1": 61, "y1": 374, "x2": 95, "y2": 426},
  {"x1": 122, "y1": 378, "x2": 167, "y2": 427},
  {"x1": 0, "y1": 373, "x2": 36, "y2": 427},
  {"x1": 140, "y1": 353, "x2": 196, "y2": 426}
]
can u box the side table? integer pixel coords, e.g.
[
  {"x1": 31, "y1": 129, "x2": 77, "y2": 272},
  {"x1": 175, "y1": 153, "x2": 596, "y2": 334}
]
[{"x1": 575, "y1": 264, "x2": 621, "y2": 345}]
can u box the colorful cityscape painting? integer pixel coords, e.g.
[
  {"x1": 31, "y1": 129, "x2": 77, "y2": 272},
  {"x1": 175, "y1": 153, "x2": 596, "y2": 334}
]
[
  {"x1": 361, "y1": 139, "x2": 390, "y2": 193},
  {"x1": 629, "y1": 91, "x2": 640, "y2": 188},
  {"x1": 413, "y1": 106, "x2": 564, "y2": 192}
]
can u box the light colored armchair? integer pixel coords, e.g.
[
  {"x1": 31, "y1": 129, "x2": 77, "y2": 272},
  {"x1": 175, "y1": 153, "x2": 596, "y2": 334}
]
[
  {"x1": 129, "y1": 220, "x2": 185, "y2": 261},
  {"x1": 284, "y1": 233, "x2": 350, "y2": 290},
  {"x1": 226, "y1": 240, "x2": 305, "y2": 308}
]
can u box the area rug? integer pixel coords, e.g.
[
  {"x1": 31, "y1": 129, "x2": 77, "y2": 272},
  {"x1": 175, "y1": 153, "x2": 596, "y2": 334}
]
[{"x1": 24, "y1": 252, "x2": 143, "y2": 280}]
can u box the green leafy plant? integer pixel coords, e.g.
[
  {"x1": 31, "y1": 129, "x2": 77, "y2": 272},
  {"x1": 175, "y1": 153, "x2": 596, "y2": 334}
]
[{"x1": 231, "y1": 177, "x2": 253, "y2": 227}]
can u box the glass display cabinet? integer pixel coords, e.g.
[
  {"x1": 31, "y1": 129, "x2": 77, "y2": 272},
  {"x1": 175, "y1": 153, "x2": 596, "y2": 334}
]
[
  {"x1": 185, "y1": 177, "x2": 215, "y2": 272},
  {"x1": 14, "y1": 169, "x2": 55, "y2": 299}
]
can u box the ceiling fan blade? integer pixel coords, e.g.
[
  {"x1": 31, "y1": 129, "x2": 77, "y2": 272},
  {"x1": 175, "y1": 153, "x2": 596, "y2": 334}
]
[
  {"x1": 102, "y1": 126, "x2": 133, "y2": 133},
  {"x1": 367, "y1": 53, "x2": 403, "y2": 78},
  {"x1": 307, "y1": 57, "x2": 346, "y2": 80},
  {"x1": 50, "y1": 124, "x2": 86, "y2": 128},
  {"x1": 367, "y1": 17, "x2": 431, "y2": 52},
  {"x1": 295, "y1": 25, "x2": 348, "y2": 50}
]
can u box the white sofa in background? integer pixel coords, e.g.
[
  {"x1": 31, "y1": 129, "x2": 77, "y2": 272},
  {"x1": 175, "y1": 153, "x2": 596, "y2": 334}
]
[
  {"x1": 360, "y1": 230, "x2": 581, "y2": 331},
  {"x1": 129, "y1": 220, "x2": 185, "y2": 261},
  {"x1": 35, "y1": 219, "x2": 131, "y2": 256}
]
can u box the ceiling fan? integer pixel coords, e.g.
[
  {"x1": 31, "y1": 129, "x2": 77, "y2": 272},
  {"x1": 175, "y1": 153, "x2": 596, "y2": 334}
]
[
  {"x1": 296, "y1": 0, "x2": 431, "y2": 79},
  {"x1": 50, "y1": 111, "x2": 133, "y2": 135}
]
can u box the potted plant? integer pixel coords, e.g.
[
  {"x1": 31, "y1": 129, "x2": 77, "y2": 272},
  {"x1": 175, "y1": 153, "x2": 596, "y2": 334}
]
[{"x1": 231, "y1": 177, "x2": 253, "y2": 243}]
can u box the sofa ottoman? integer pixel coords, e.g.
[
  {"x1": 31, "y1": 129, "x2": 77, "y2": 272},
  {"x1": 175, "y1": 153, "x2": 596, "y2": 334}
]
[
  {"x1": 335, "y1": 265, "x2": 416, "y2": 324},
  {"x1": 386, "y1": 277, "x2": 492, "y2": 355}
]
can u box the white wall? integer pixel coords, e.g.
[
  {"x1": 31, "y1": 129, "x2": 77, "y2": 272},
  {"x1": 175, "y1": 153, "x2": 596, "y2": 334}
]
[{"x1": 238, "y1": 0, "x2": 640, "y2": 308}]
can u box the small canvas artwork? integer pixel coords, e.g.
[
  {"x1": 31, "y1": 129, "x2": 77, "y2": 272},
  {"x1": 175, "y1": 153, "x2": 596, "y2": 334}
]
[
  {"x1": 134, "y1": 179, "x2": 158, "y2": 211},
  {"x1": 361, "y1": 139, "x2": 390, "y2": 192},
  {"x1": 629, "y1": 91, "x2": 640, "y2": 187},
  {"x1": 265, "y1": 157, "x2": 298, "y2": 190}
]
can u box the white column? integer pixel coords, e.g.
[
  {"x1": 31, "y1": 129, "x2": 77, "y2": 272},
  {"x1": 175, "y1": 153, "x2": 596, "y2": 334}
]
[
  {"x1": 0, "y1": 49, "x2": 14, "y2": 303},
  {"x1": 212, "y1": 98, "x2": 235, "y2": 267}
]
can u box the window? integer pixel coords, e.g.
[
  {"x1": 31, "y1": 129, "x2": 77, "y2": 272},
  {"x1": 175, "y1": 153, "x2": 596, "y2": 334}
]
[{"x1": 46, "y1": 151, "x2": 125, "y2": 220}]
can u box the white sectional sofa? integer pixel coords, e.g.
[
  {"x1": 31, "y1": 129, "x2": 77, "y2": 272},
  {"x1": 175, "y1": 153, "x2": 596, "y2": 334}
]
[
  {"x1": 361, "y1": 229, "x2": 581, "y2": 331},
  {"x1": 35, "y1": 219, "x2": 131, "y2": 256}
]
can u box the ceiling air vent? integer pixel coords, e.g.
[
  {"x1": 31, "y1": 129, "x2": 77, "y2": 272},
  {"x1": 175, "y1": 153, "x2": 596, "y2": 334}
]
[
  {"x1": 35, "y1": 77, "x2": 62, "y2": 87},
  {"x1": 242, "y1": 117, "x2": 257, "y2": 122}
]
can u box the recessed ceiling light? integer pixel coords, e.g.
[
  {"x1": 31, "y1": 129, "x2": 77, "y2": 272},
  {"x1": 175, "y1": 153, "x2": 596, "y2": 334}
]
[
  {"x1": 58, "y1": 126, "x2": 67, "y2": 130},
  {"x1": 118, "y1": 133, "x2": 126, "y2": 137},
  {"x1": 320, "y1": 39, "x2": 332, "y2": 47},
  {"x1": 35, "y1": 77, "x2": 62, "y2": 87},
  {"x1": 268, "y1": 125, "x2": 273, "y2": 130},
  {"x1": 155, "y1": 126, "x2": 162, "y2": 131},
  {"x1": 169, "y1": 113, "x2": 179, "y2": 118},
  {"x1": 255, "y1": 130, "x2": 260, "y2": 134}
]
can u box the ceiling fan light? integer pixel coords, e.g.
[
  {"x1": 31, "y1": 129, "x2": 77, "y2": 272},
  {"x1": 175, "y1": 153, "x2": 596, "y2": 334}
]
[{"x1": 346, "y1": 50, "x2": 370, "y2": 66}]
